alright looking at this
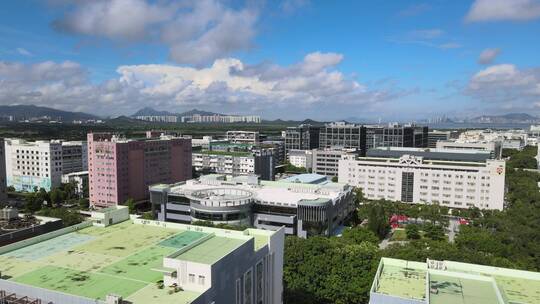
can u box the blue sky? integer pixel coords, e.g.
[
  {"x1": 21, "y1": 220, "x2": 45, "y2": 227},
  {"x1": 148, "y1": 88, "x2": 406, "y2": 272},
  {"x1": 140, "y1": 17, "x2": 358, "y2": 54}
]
[{"x1": 1, "y1": 0, "x2": 540, "y2": 121}]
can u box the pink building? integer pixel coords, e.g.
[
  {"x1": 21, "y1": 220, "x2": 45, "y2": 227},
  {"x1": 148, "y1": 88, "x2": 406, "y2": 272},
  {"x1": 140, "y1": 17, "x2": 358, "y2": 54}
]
[{"x1": 88, "y1": 132, "x2": 191, "y2": 208}]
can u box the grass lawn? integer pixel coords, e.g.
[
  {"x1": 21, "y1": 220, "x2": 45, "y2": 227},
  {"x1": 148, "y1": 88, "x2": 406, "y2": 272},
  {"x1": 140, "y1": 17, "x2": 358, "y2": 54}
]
[{"x1": 390, "y1": 229, "x2": 407, "y2": 241}]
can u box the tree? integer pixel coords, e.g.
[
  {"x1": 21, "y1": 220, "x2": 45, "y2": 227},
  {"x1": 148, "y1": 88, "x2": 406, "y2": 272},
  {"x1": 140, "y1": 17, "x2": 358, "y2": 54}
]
[
  {"x1": 78, "y1": 198, "x2": 89, "y2": 210},
  {"x1": 406, "y1": 224, "x2": 421, "y2": 240},
  {"x1": 38, "y1": 207, "x2": 83, "y2": 227},
  {"x1": 284, "y1": 236, "x2": 380, "y2": 304},
  {"x1": 423, "y1": 223, "x2": 445, "y2": 241},
  {"x1": 331, "y1": 176, "x2": 338, "y2": 182},
  {"x1": 342, "y1": 227, "x2": 379, "y2": 245},
  {"x1": 366, "y1": 202, "x2": 390, "y2": 239},
  {"x1": 125, "y1": 198, "x2": 136, "y2": 214},
  {"x1": 24, "y1": 193, "x2": 42, "y2": 213},
  {"x1": 49, "y1": 188, "x2": 63, "y2": 207}
]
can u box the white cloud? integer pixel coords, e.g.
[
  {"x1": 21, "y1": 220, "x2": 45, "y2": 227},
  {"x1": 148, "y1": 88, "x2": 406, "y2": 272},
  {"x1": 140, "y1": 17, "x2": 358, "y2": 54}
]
[
  {"x1": 408, "y1": 29, "x2": 444, "y2": 40},
  {"x1": 0, "y1": 53, "x2": 410, "y2": 118},
  {"x1": 467, "y1": 64, "x2": 540, "y2": 109},
  {"x1": 466, "y1": 0, "x2": 540, "y2": 22},
  {"x1": 398, "y1": 3, "x2": 431, "y2": 17},
  {"x1": 16, "y1": 48, "x2": 32, "y2": 56},
  {"x1": 478, "y1": 48, "x2": 501, "y2": 65},
  {"x1": 280, "y1": 0, "x2": 310, "y2": 14},
  {"x1": 52, "y1": 0, "x2": 258, "y2": 65}
]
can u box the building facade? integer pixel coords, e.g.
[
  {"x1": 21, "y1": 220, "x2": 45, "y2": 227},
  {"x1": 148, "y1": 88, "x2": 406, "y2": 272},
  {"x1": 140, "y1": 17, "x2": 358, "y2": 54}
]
[
  {"x1": 149, "y1": 174, "x2": 355, "y2": 238},
  {"x1": 365, "y1": 124, "x2": 428, "y2": 149},
  {"x1": 427, "y1": 130, "x2": 451, "y2": 148},
  {"x1": 4, "y1": 139, "x2": 63, "y2": 191},
  {"x1": 284, "y1": 124, "x2": 321, "y2": 156},
  {"x1": 288, "y1": 149, "x2": 313, "y2": 170},
  {"x1": 135, "y1": 115, "x2": 179, "y2": 123},
  {"x1": 192, "y1": 150, "x2": 274, "y2": 180},
  {"x1": 318, "y1": 122, "x2": 428, "y2": 155},
  {"x1": 0, "y1": 211, "x2": 284, "y2": 304},
  {"x1": 87, "y1": 132, "x2": 192, "y2": 208},
  {"x1": 339, "y1": 154, "x2": 505, "y2": 210},
  {"x1": 182, "y1": 114, "x2": 261, "y2": 123},
  {"x1": 61, "y1": 170, "x2": 88, "y2": 198},
  {"x1": 60, "y1": 141, "x2": 88, "y2": 174},
  {"x1": 319, "y1": 122, "x2": 366, "y2": 151},
  {"x1": 436, "y1": 140, "x2": 502, "y2": 159},
  {"x1": 226, "y1": 131, "x2": 260, "y2": 144},
  {"x1": 312, "y1": 148, "x2": 359, "y2": 178},
  {"x1": 0, "y1": 139, "x2": 6, "y2": 203}
]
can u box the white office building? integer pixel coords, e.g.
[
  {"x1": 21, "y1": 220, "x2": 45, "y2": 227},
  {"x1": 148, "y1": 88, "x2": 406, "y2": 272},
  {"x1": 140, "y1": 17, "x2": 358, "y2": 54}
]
[
  {"x1": 4, "y1": 139, "x2": 63, "y2": 191},
  {"x1": 192, "y1": 150, "x2": 274, "y2": 180},
  {"x1": 61, "y1": 170, "x2": 88, "y2": 197},
  {"x1": 312, "y1": 148, "x2": 359, "y2": 177},
  {"x1": 135, "y1": 115, "x2": 178, "y2": 123},
  {"x1": 288, "y1": 149, "x2": 313, "y2": 170},
  {"x1": 226, "y1": 131, "x2": 260, "y2": 144},
  {"x1": 339, "y1": 154, "x2": 506, "y2": 210},
  {"x1": 150, "y1": 173, "x2": 354, "y2": 238}
]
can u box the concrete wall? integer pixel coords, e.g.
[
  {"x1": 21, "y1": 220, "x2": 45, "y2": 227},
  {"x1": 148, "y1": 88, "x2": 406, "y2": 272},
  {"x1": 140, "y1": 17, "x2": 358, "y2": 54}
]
[
  {"x1": 0, "y1": 280, "x2": 103, "y2": 304},
  {"x1": 0, "y1": 221, "x2": 91, "y2": 255},
  {"x1": 0, "y1": 219, "x2": 63, "y2": 247}
]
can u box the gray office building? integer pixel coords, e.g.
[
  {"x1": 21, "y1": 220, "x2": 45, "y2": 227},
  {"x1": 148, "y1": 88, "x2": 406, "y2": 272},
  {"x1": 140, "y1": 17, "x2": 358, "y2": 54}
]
[{"x1": 284, "y1": 124, "x2": 321, "y2": 156}]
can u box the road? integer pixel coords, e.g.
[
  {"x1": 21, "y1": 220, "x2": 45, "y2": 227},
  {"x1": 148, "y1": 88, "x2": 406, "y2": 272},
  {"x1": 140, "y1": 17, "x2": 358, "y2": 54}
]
[{"x1": 447, "y1": 217, "x2": 460, "y2": 243}]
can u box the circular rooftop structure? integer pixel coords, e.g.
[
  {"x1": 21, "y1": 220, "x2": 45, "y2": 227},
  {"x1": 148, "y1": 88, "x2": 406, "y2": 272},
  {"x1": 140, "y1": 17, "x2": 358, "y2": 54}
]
[{"x1": 186, "y1": 188, "x2": 255, "y2": 207}]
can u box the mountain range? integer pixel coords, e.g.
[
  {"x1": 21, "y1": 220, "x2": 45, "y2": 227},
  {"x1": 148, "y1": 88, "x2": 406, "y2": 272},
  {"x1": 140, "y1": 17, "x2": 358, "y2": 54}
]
[
  {"x1": 131, "y1": 107, "x2": 223, "y2": 117},
  {"x1": 465, "y1": 113, "x2": 540, "y2": 124},
  {"x1": 0, "y1": 105, "x2": 99, "y2": 121}
]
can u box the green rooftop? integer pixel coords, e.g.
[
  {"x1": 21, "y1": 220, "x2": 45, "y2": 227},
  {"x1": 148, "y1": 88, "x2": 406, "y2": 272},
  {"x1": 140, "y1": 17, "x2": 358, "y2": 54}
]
[
  {"x1": 372, "y1": 258, "x2": 540, "y2": 304},
  {"x1": 175, "y1": 235, "x2": 247, "y2": 264},
  {"x1": 0, "y1": 219, "x2": 272, "y2": 303}
]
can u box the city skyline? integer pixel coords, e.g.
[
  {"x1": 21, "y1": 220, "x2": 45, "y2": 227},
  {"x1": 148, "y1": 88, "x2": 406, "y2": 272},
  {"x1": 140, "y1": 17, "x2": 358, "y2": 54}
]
[{"x1": 1, "y1": 0, "x2": 540, "y2": 120}]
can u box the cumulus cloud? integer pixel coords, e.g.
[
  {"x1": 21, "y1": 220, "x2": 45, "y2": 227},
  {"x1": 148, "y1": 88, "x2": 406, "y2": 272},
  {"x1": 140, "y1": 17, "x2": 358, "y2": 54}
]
[
  {"x1": 466, "y1": 0, "x2": 540, "y2": 22},
  {"x1": 467, "y1": 64, "x2": 540, "y2": 109},
  {"x1": 52, "y1": 0, "x2": 258, "y2": 65},
  {"x1": 0, "y1": 53, "x2": 410, "y2": 118},
  {"x1": 478, "y1": 48, "x2": 501, "y2": 65}
]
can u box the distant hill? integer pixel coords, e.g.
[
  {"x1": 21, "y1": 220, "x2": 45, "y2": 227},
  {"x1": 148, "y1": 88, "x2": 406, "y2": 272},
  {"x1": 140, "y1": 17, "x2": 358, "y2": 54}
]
[
  {"x1": 131, "y1": 107, "x2": 223, "y2": 118},
  {"x1": 467, "y1": 113, "x2": 540, "y2": 124},
  {"x1": 132, "y1": 107, "x2": 176, "y2": 117},
  {"x1": 0, "y1": 105, "x2": 98, "y2": 121},
  {"x1": 178, "y1": 109, "x2": 223, "y2": 117}
]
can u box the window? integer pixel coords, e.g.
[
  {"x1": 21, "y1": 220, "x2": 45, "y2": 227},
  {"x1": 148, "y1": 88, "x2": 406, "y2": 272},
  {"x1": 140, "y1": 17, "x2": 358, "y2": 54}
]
[
  {"x1": 244, "y1": 269, "x2": 253, "y2": 304},
  {"x1": 256, "y1": 261, "x2": 264, "y2": 304},
  {"x1": 189, "y1": 274, "x2": 195, "y2": 284},
  {"x1": 236, "y1": 279, "x2": 242, "y2": 304},
  {"x1": 198, "y1": 275, "x2": 205, "y2": 285}
]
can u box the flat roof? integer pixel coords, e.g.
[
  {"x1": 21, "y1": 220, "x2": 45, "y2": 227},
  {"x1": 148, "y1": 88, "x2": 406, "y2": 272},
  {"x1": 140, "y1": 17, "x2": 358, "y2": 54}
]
[
  {"x1": 175, "y1": 235, "x2": 247, "y2": 264},
  {"x1": 373, "y1": 258, "x2": 540, "y2": 304},
  {"x1": 166, "y1": 175, "x2": 349, "y2": 207},
  {"x1": 0, "y1": 220, "x2": 271, "y2": 303},
  {"x1": 281, "y1": 173, "x2": 328, "y2": 184}
]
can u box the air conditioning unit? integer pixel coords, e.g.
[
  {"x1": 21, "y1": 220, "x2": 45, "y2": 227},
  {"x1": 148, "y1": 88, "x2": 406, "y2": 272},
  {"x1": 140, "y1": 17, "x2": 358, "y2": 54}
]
[{"x1": 106, "y1": 294, "x2": 123, "y2": 304}]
